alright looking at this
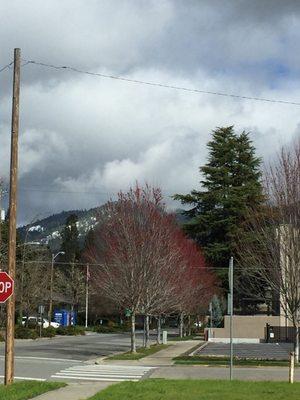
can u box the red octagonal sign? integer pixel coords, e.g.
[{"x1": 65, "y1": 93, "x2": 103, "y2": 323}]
[{"x1": 0, "y1": 272, "x2": 14, "y2": 303}]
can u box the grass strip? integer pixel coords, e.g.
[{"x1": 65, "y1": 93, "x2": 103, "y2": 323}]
[
  {"x1": 0, "y1": 381, "x2": 65, "y2": 400},
  {"x1": 87, "y1": 379, "x2": 300, "y2": 400},
  {"x1": 173, "y1": 355, "x2": 298, "y2": 367},
  {"x1": 107, "y1": 344, "x2": 169, "y2": 360},
  {"x1": 168, "y1": 335, "x2": 202, "y2": 341}
]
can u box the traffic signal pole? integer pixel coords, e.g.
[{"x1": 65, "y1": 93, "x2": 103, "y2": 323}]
[{"x1": 5, "y1": 48, "x2": 21, "y2": 385}]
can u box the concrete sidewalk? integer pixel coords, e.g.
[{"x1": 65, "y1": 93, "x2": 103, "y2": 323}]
[
  {"x1": 32, "y1": 382, "x2": 113, "y2": 400},
  {"x1": 100, "y1": 340, "x2": 200, "y2": 366}
]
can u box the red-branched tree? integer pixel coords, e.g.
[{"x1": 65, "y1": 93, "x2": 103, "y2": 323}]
[{"x1": 86, "y1": 184, "x2": 216, "y2": 351}]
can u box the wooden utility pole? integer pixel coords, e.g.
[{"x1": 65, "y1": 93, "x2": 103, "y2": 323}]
[
  {"x1": 5, "y1": 48, "x2": 21, "y2": 386},
  {"x1": 0, "y1": 184, "x2": 4, "y2": 271}
]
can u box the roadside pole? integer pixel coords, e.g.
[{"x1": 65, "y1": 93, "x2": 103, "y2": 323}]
[
  {"x1": 289, "y1": 351, "x2": 295, "y2": 383},
  {"x1": 85, "y1": 264, "x2": 89, "y2": 328},
  {"x1": 48, "y1": 251, "x2": 64, "y2": 322},
  {"x1": 209, "y1": 301, "x2": 213, "y2": 339},
  {"x1": 48, "y1": 254, "x2": 55, "y2": 322},
  {"x1": 229, "y1": 256, "x2": 234, "y2": 381},
  {"x1": 5, "y1": 48, "x2": 21, "y2": 386},
  {"x1": 38, "y1": 305, "x2": 45, "y2": 338}
]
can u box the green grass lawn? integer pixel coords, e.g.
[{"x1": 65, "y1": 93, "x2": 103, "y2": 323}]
[
  {"x1": 87, "y1": 379, "x2": 300, "y2": 400},
  {"x1": 173, "y1": 355, "x2": 296, "y2": 367},
  {"x1": 0, "y1": 381, "x2": 65, "y2": 400},
  {"x1": 169, "y1": 335, "x2": 201, "y2": 341},
  {"x1": 107, "y1": 344, "x2": 169, "y2": 360}
]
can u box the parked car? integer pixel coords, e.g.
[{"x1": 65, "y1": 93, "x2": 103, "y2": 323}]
[{"x1": 22, "y1": 316, "x2": 60, "y2": 329}]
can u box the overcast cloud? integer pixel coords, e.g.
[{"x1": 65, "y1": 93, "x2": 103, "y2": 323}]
[{"x1": 1, "y1": 0, "x2": 300, "y2": 224}]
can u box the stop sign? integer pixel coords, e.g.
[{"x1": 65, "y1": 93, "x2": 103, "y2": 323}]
[{"x1": 0, "y1": 272, "x2": 14, "y2": 303}]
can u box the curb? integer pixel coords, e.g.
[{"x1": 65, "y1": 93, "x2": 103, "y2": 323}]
[{"x1": 190, "y1": 341, "x2": 208, "y2": 356}]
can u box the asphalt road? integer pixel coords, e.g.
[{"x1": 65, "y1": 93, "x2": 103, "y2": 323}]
[
  {"x1": 1, "y1": 332, "x2": 140, "y2": 360},
  {"x1": 0, "y1": 331, "x2": 152, "y2": 382}
]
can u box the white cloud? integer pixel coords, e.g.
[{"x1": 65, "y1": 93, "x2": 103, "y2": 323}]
[{"x1": 0, "y1": 0, "x2": 300, "y2": 222}]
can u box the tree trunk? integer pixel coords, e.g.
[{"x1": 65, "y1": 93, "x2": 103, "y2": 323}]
[
  {"x1": 145, "y1": 314, "x2": 150, "y2": 348},
  {"x1": 142, "y1": 315, "x2": 147, "y2": 347},
  {"x1": 157, "y1": 315, "x2": 162, "y2": 344},
  {"x1": 131, "y1": 312, "x2": 136, "y2": 353},
  {"x1": 196, "y1": 315, "x2": 200, "y2": 333},
  {"x1": 188, "y1": 315, "x2": 191, "y2": 336},
  {"x1": 179, "y1": 312, "x2": 184, "y2": 338},
  {"x1": 295, "y1": 325, "x2": 299, "y2": 363}
]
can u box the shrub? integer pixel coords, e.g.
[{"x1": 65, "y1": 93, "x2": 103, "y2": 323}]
[
  {"x1": 27, "y1": 319, "x2": 38, "y2": 329},
  {"x1": 93, "y1": 323, "x2": 130, "y2": 334},
  {"x1": 15, "y1": 326, "x2": 38, "y2": 340},
  {"x1": 56, "y1": 325, "x2": 85, "y2": 336},
  {"x1": 41, "y1": 326, "x2": 56, "y2": 338},
  {"x1": 93, "y1": 325, "x2": 114, "y2": 333}
]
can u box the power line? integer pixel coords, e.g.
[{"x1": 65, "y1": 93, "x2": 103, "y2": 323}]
[
  {"x1": 9, "y1": 185, "x2": 177, "y2": 197},
  {"x1": 22, "y1": 59, "x2": 300, "y2": 106},
  {"x1": 0, "y1": 61, "x2": 13, "y2": 73},
  {"x1": 17, "y1": 259, "x2": 277, "y2": 270},
  {"x1": 18, "y1": 188, "x2": 116, "y2": 196}
]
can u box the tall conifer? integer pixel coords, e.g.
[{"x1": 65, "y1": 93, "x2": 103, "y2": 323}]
[{"x1": 175, "y1": 126, "x2": 263, "y2": 272}]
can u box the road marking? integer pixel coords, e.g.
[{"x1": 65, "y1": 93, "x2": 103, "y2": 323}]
[
  {"x1": 52, "y1": 375, "x2": 140, "y2": 382},
  {"x1": 0, "y1": 375, "x2": 46, "y2": 381},
  {"x1": 0, "y1": 356, "x2": 83, "y2": 363},
  {"x1": 51, "y1": 364, "x2": 155, "y2": 382}
]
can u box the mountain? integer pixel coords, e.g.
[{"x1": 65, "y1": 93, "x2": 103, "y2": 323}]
[
  {"x1": 18, "y1": 207, "x2": 189, "y2": 251},
  {"x1": 18, "y1": 207, "x2": 100, "y2": 250}
]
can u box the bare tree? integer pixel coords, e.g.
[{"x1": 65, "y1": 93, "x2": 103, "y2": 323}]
[{"x1": 238, "y1": 141, "x2": 300, "y2": 361}]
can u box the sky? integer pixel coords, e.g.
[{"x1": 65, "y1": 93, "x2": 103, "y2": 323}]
[{"x1": 1, "y1": 0, "x2": 300, "y2": 224}]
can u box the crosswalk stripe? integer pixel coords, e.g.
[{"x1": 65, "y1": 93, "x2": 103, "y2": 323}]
[
  {"x1": 56, "y1": 373, "x2": 142, "y2": 378},
  {"x1": 57, "y1": 371, "x2": 144, "y2": 377},
  {"x1": 51, "y1": 364, "x2": 155, "y2": 382},
  {"x1": 51, "y1": 375, "x2": 140, "y2": 382},
  {"x1": 66, "y1": 368, "x2": 151, "y2": 373}
]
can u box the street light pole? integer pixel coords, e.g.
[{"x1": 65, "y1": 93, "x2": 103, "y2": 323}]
[
  {"x1": 48, "y1": 252, "x2": 64, "y2": 321},
  {"x1": 85, "y1": 264, "x2": 89, "y2": 328},
  {"x1": 229, "y1": 256, "x2": 234, "y2": 381}
]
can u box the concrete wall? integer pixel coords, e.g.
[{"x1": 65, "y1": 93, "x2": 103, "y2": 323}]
[{"x1": 208, "y1": 315, "x2": 283, "y2": 343}]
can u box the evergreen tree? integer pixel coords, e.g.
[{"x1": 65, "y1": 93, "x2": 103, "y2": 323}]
[
  {"x1": 175, "y1": 126, "x2": 263, "y2": 272},
  {"x1": 59, "y1": 214, "x2": 85, "y2": 312},
  {"x1": 61, "y1": 214, "x2": 81, "y2": 263}
]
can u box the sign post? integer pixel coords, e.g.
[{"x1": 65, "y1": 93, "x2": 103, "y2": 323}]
[{"x1": 38, "y1": 305, "x2": 45, "y2": 338}]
